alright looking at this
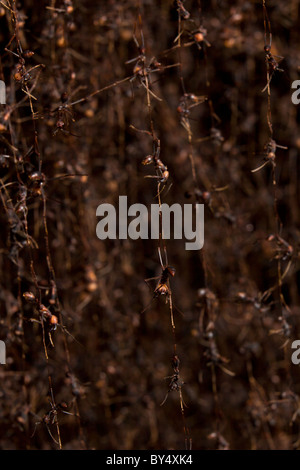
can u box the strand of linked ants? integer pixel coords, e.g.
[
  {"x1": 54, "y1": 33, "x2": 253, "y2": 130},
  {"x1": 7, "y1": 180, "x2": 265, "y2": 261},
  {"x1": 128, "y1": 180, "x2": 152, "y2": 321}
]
[
  {"x1": 0, "y1": 0, "x2": 194, "y2": 449},
  {"x1": 126, "y1": 9, "x2": 192, "y2": 449},
  {"x1": 1, "y1": 0, "x2": 87, "y2": 448},
  {"x1": 176, "y1": 0, "x2": 233, "y2": 448},
  {"x1": 257, "y1": 1, "x2": 293, "y2": 361}
]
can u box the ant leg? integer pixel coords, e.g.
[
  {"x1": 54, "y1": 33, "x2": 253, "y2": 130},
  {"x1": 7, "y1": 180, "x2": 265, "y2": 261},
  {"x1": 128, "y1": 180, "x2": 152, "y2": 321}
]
[
  {"x1": 262, "y1": 69, "x2": 274, "y2": 94},
  {"x1": 163, "y1": 245, "x2": 168, "y2": 267},
  {"x1": 160, "y1": 391, "x2": 169, "y2": 406},
  {"x1": 45, "y1": 424, "x2": 59, "y2": 445},
  {"x1": 157, "y1": 246, "x2": 164, "y2": 270},
  {"x1": 30, "y1": 421, "x2": 41, "y2": 438}
]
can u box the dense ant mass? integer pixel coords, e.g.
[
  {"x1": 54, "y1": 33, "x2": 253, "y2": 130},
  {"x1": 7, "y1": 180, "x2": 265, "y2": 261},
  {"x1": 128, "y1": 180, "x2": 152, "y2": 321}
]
[{"x1": 0, "y1": 0, "x2": 299, "y2": 451}]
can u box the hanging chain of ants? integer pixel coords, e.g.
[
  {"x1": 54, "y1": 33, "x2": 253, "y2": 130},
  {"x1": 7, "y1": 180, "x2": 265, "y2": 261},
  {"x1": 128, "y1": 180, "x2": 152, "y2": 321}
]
[
  {"x1": 259, "y1": 1, "x2": 292, "y2": 369},
  {"x1": 175, "y1": 0, "x2": 232, "y2": 449},
  {"x1": 20, "y1": 0, "x2": 193, "y2": 450},
  {"x1": 247, "y1": 1, "x2": 296, "y2": 445},
  {"x1": 0, "y1": 0, "x2": 87, "y2": 449},
  {"x1": 124, "y1": 7, "x2": 193, "y2": 450}
]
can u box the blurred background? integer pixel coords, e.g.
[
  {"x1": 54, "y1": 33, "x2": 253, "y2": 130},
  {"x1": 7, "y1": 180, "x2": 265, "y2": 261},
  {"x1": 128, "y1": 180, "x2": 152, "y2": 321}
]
[{"x1": 0, "y1": 0, "x2": 300, "y2": 449}]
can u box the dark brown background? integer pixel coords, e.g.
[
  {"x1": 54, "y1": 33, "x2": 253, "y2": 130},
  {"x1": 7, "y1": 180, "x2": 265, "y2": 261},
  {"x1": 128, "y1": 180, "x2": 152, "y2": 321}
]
[{"x1": 0, "y1": 0, "x2": 300, "y2": 449}]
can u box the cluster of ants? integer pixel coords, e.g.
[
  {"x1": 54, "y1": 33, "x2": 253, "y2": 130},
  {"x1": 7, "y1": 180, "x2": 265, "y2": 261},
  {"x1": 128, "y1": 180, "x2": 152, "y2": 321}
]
[
  {"x1": 23, "y1": 291, "x2": 59, "y2": 346},
  {"x1": 142, "y1": 139, "x2": 169, "y2": 187}
]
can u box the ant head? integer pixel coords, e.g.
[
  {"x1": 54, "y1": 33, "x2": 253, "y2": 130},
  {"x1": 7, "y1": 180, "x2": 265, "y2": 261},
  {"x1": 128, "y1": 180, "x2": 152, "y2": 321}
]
[
  {"x1": 142, "y1": 155, "x2": 154, "y2": 165},
  {"x1": 264, "y1": 44, "x2": 271, "y2": 53},
  {"x1": 161, "y1": 170, "x2": 169, "y2": 183},
  {"x1": 167, "y1": 266, "x2": 176, "y2": 277}
]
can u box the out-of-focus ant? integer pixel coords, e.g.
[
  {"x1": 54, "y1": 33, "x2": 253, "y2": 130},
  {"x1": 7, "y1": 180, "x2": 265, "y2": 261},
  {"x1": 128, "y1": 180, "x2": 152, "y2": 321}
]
[
  {"x1": 177, "y1": 93, "x2": 207, "y2": 133},
  {"x1": 208, "y1": 431, "x2": 230, "y2": 450},
  {"x1": 176, "y1": 0, "x2": 190, "y2": 20},
  {"x1": 251, "y1": 138, "x2": 287, "y2": 180},
  {"x1": 266, "y1": 234, "x2": 293, "y2": 263},
  {"x1": 200, "y1": 321, "x2": 235, "y2": 376},
  {"x1": 31, "y1": 399, "x2": 73, "y2": 445},
  {"x1": 184, "y1": 26, "x2": 211, "y2": 50}
]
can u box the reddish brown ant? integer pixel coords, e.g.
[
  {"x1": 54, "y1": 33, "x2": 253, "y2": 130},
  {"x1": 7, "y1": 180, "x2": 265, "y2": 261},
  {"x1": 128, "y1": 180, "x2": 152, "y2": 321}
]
[
  {"x1": 126, "y1": 16, "x2": 178, "y2": 102},
  {"x1": 125, "y1": 16, "x2": 163, "y2": 101},
  {"x1": 4, "y1": 46, "x2": 44, "y2": 103},
  {"x1": 142, "y1": 246, "x2": 177, "y2": 328},
  {"x1": 144, "y1": 246, "x2": 175, "y2": 304},
  {"x1": 142, "y1": 139, "x2": 170, "y2": 194},
  {"x1": 184, "y1": 26, "x2": 211, "y2": 50},
  {"x1": 23, "y1": 291, "x2": 78, "y2": 347}
]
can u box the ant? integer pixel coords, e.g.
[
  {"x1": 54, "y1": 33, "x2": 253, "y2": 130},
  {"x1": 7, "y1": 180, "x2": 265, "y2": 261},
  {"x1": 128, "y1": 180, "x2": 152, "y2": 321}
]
[
  {"x1": 235, "y1": 290, "x2": 273, "y2": 315},
  {"x1": 0, "y1": 154, "x2": 10, "y2": 168},
  {"x1": 251, "y1": 138, "x2": 287, "y2": 178},
  {"x1": 65, "y1": 372, "x2": 87, "y2": 399},
  {"x1": 142, "y1": 139, "x2": 170, "y2": 186},
  {"x1": 126, "y1": 16, "x2": 163, "y2": 101},
  {"x1": 23, "y1": 291, "x2": 79, "y2": 348},
  {"x1": 126, "y1": 16, "x2": 179, "y2": 102},
  {"x1": 160, "y1": 354, "x2": 192, "y2": 450},
  {"x1": 4, "y1": 46, "x2": 44, "y2": 102},
  {"x1": 23, "y1": 292, "x2": 58, "y2": 346},
  {"x1": 208, "y1": 432, "x2": 230, "y2": 450},
  {"x1": 184, "y1": 26, "x2": 211, "y2": 50},
  {"x1": 261, "y1": 2, "x2": 284, "y2": 94},
  {"x1": 143, "y1": 246, "x2": 176, "y2": 328},
  {"x1": 160, "y1": 355, "x2": 191, "y2": 449},
  {"x1": 160, "y1": 355, "x2": 187, "y2": 409},
  {"x1": 31, "y1": 398, "x2": 73, "y2": 445},
  {"x1": 144, "y1": 246, "x2": 175, "y2": 303},
  {"x1": 266, "y1": 234, "x2": 293, "y2": 262},
  {"x1": 196, "y1": 127, "x2": 224, "y2": 147},
  {"x1": 176, "y1": 0, "x2": 190, "y2": 20},
  {"x1": 201, "y1": 321, "x2": 235, "y2": 376},
  {"x1": 177, "y1": 93, "x2": 207, "y2": 132},
  {"x1": 262, "y1": 44, "x2": 284, "y2": 93},
  {"x1": 51, "y1": 91, "x2": 84, "y2": 137}
]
